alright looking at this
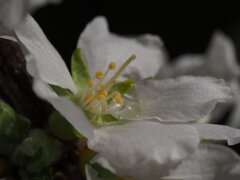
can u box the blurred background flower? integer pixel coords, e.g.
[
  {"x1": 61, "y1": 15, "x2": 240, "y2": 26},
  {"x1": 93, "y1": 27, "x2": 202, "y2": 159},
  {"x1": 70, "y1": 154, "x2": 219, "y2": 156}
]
[{"x1": 0, "y1": 0, "x2": 61, "y2": 32}]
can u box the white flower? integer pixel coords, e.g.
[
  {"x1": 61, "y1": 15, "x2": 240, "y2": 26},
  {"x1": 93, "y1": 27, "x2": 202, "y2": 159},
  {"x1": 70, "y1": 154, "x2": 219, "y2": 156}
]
[
  {"x1": 5, "y1": 15, "x2": 240, "y2": 179},
  {"x1": 0, "y1": 0, "x2": 61, "y2": 32},
  {"x1": 86, "y1": 144, "x2": 240, "y2": 180},
  {"x1": 158, "y1": 32, "x2": 240, "y2": 126}
]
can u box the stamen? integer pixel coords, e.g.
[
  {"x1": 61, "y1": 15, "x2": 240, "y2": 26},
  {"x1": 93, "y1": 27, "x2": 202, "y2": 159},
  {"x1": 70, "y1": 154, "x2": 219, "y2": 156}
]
[
  {"x1": 104, "y1": 55, "x2": 136, "y2": 90},
  {"x1": 88, "y1": 80, "x2": 94, "y2": 88},
  {"x1": 108, "y1": 62, "x2": 116, "y2": 70},
  {"x1": 113, "y1": 92, "x2": 121, "y2": 99},
  {"x1": 83, "y1": 95, "x2": 92, "y2": 102},
  {"x1": 84, "y1": 97, "x2": 96, "y2": 108},
  {"x1": 80, "y1": 55, "x2": 136, "y2": 116},
  {"x1": 112, "y1": 92, "x2": 123, "y2": 104},
  {"x1": 114, "y1": 96, "x2": 123, "y2": 104},
  {"x1": 88, "y1": 104, "x2": 97, "y2": 112},
  {"x1": 97, "y1": 94, "x2": 106, "y2": 100},
  {"x1": 99, "y1": 90, "x2": 108, "y2": 97},
  {"x1": 95, "y1": 71, "x2": 104, "y2": 79},
  {"x1": 99, "y1": 84, "x2": 105, "y2": 89}
]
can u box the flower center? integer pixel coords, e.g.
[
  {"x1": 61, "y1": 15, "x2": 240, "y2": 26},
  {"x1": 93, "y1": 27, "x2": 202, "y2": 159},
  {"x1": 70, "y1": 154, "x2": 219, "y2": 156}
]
[{"x1": 80, "y1": 55, "x2": 136, "y2": 115}]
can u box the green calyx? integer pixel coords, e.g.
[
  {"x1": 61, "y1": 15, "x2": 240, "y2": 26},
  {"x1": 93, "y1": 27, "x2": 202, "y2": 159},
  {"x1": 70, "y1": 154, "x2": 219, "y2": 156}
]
[
  {"x1": 48, "y1": 111, "x2": 84, "y2": 140},
  {"x1": 71, "y1": 48, "x2": 90, "y2": 95}
]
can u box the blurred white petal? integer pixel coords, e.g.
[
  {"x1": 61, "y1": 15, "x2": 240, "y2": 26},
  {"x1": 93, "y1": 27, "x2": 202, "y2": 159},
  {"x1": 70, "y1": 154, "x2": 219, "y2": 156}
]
[
  {"x1": 164, "y1": 32, "x2": 240, "y2": 80},
  {"x1": 0, "y1": 0, "x2": 61, "y2": 31},
  {"x1": 0, "y1": 0, "x2": 27, "y2": 31},
  {"x1": 206, "y1": 31, "x2": 240, "y2": 80}
]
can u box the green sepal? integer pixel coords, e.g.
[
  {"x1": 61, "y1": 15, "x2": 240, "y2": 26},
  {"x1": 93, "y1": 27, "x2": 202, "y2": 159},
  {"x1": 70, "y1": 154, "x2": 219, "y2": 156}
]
[
  {"x1": 48, "y1": 111, "x2": 82, "y2": 140},
  {"x1": 71, "y1": 48, "x2": 90, "y2": 94},
  {"x1": 91, "y1": 163, "x2": 121, "y2": 180},
  {"x1": 0, "y1": 100, "x2": 31, "y2": 154},
  {"x1": 13, "y1": 129, "x2": 62, "y2": 173},
  {"x1": 49, "y1": 84, "x2": 72, "y2": 97},
  {"x1": 109, "y1": 79, "x2": 134, "y2": 95}
]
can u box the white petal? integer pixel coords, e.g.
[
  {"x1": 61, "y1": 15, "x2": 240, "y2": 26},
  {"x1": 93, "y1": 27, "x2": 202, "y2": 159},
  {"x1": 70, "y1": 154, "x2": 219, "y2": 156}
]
[
  {"x1": 15, "y1": 15, "x2": 76, "y2": 92},
  {"x1": 120, "y1": 76, "x2": 232, "y2": 122},
  {"x1": 88, "y1": 121, "x2": 199, "y2": 180},
  {"x1": 205, "y1": 31, "x2": 240, "y2": 80},
  {"x1": 33, "y1": 78, "x2": 93, "y2": 139},
  {"x1": 0, "y1": 0, "x2": 26, "y2": 30},
  {"x1": 163, "y1": 144, "x2": 240, "y2": 180},
  {"x1": 78, "y1": 16, "x2": 164, "y2": 80},
  {"x1": 193, "y1": 124, "x2": 240, "y2": 145}
]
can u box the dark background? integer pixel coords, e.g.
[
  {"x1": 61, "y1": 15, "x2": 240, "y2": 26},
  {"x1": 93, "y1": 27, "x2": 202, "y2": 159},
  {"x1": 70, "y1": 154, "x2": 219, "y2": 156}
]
[{"x1": 33, "y1": 1, "x2": 240, "y2": 66}]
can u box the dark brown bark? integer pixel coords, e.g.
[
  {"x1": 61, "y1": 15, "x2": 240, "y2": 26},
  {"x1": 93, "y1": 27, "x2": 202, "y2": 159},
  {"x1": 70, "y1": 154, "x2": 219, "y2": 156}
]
[{"x1": 0, "y1": 38, "x2": 52, "y2": 127}]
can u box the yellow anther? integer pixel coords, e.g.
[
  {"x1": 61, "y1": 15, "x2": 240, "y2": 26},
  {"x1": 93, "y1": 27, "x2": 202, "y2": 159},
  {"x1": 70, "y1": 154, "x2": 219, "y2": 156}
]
[
  {"x1": 114, "y1": 96, "x2": 123, "y2": 104},
  {"x1": 113, "y1": 92, "x2": 121, "y2": 98},
  {"x1": 88, "y1": 104, "x2": 97, "y2": 112},
  {"x1": 97, "y1": 94, "x2": 106, "y2": 100},
  {"x1": 88, "y1": 80, "x2": 94, "y2": 88},
  {"x1": 83, "y1": 95, "x2": 92, "y2": 102},
  {"x1": 108, "y1": 62, "x2": 116, "y2": 70},
  {"x1": 95, "y1": 71, "x2": 104, "y2": 79},
  {"x1": 99, "y1": 90, "x2": 108, "y2": 97},
  {"x1": 88, "y1": 98, "x2": 95, "y2": 104},
  {"x1": 84, "y1": 97, "x2": 95, "y2": 108},
  {"x1": 99, "y1": 84, "x2": 105, "y2": 89}
]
